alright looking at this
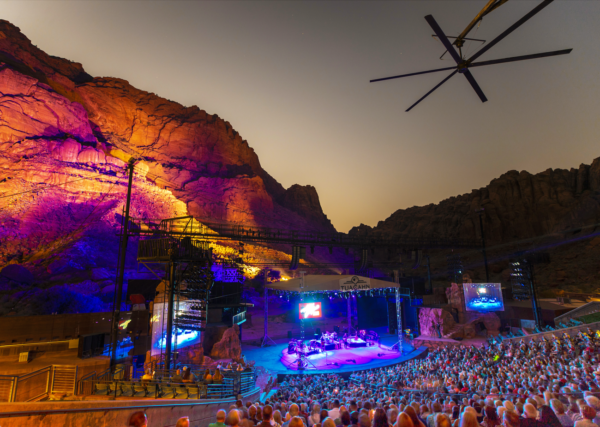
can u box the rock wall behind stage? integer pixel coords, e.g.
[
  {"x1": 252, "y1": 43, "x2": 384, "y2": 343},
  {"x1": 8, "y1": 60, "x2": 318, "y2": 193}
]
[
  {"x1": 0, "y1": 20, "x2": 336, "y2": 314},
  {"x1": 351, "y1": 158, "x2": 600, "y2": 295},
  {"x1": 418, "y1": 307, "x2": 501, "y2": 340}
]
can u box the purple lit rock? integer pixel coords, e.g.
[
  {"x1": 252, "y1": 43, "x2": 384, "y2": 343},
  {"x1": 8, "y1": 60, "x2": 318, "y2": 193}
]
[
  {"x1": 0, "y1": 264, "x2": 34, "y2": 285},
  {"x1": 210, "y1": 324, "x2": 242, "y2": 360}
]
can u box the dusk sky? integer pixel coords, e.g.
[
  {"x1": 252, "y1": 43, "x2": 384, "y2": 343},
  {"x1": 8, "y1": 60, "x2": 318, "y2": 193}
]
[{"x1": 4, "y1": 1, "x2": 599, "y2": 232}]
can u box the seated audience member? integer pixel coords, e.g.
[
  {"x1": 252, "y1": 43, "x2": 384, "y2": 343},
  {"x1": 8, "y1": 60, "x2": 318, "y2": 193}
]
[
  {"x1": 171, "y1": 369, "x2": 183, "y2": 383},
  {"x1": 228, "y1": 409, "x2": 241, "y2": 427},
  {"x1": 204, "y1": 369, "x2": 213, "y2": 383},
  {"x1": 396, "y1": 413, "x2": 415, "y2": 427},
  {"x1": 209, "y1": 410, "x2": 228, "y2": 427},
  {"x1": 141, "y1": 369, "x2": 153, "y2": 384},
  {"x1": 552, "y1": 399, "x2": 575, "y2": 427},
  {"x1": 436, "y1": 414, "x2": 451, "y2": 427},
  {"x1": 339, "y1": 411, "x2": 351, "y2": 427},
  {"x1": 213, "y1": 368, "x2": 224, "y2": 383},
  {"x1": 521, "y1": 404, "x2": 539, "y2": 427},
  {"x1": 482, "y1": 406, "x2": 501, "y2": 427},
  {"x1": 502, "y1": 411, "x2": 521, "y2": 427},
  {"x1": 258, "y1": 406, "x2": 274, "y2": 427},
  {"x1": 129, "y1": 411, "x2": 148, "y2": 427},
  {"x1": 575, "y1": 406, "x2": 598, "y2": 427}
]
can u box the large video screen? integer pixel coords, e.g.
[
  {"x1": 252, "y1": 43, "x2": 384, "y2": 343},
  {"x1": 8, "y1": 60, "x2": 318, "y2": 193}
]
[
  {"x1": 299, "y1": 302, "x2": 322, "y2": 320},
  {"x1": 151, "y1": 301, "x2": 203, "y2": 356},
  {"x1": 464, "y1": 283, "x2": 504, "y2": 312}
]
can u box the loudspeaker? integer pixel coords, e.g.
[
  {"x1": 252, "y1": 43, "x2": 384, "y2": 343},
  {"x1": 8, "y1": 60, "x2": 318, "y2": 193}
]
[
  {"x1": 316, "y1": 327, "x2": 321, "y2": 335},
  {"x1": 287, "y1": 331, "x2": 292, "y2": 339},
  {"x1": 289, "y1": 246, "x2": 306, "y2": 270}
]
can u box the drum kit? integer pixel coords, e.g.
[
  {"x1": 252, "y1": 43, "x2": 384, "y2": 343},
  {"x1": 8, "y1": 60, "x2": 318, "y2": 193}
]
[
  {"x1": 285, "y1": 328, "x2": 382, "y2": 370},
  {"x1": 288, "y1": 329, "x2": 380, "y2": 355}
]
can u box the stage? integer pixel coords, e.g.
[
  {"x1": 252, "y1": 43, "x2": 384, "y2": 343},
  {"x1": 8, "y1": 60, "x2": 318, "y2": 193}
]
[{"x1": 242, "y1": 328, "x2": 428, "y2": 374}]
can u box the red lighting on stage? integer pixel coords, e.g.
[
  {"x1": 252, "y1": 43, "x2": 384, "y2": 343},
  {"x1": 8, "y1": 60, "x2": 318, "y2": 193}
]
[{"x1": 299, "y1": 302, "x2": 322, "y2": 319}]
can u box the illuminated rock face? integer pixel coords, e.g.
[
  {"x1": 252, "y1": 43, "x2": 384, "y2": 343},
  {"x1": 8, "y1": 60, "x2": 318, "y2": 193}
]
[{"x1": 0, "y1": 20, "x2": 333, "y2": 314}]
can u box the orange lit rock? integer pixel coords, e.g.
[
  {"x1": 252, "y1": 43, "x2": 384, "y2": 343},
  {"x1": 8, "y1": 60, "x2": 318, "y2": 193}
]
[{"x1": 0, "y1": 19, "x2": 335, "y2": 306}]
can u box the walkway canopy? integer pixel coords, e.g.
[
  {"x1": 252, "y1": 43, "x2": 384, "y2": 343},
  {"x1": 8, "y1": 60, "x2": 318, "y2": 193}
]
[{"x1": 266, "y1": 275, "x2": 399, "y2": 293}]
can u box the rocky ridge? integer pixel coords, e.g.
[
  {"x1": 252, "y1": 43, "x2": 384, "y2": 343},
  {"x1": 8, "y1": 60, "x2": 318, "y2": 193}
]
[{"x1": 351, "y1": 160, "x2": 600, "y2": 294}]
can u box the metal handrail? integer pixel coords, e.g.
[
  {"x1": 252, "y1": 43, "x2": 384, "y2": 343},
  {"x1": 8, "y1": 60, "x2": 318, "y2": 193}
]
[
  {"x1": 77, "y1": 371, "x2": 96, "y2": 395},
  {"x1": 0, "y1": 390, "x2": 264, "y2": 418}
]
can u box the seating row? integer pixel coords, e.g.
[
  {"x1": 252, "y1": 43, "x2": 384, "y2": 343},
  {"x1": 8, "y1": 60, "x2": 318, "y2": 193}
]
[{"x1": 93, "y1": 381, "x2": 209, "y2": 399}]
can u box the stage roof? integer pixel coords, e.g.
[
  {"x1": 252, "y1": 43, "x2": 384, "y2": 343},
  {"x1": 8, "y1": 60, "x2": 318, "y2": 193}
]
[{"x1": 267, "y1": 275, "x2": 397, "y2": 292}]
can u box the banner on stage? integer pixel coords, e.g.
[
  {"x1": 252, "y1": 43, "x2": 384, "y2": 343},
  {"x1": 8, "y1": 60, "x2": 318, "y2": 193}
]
[{"x1": 339, "y1": 276, "x2": 371, "y2": 292}]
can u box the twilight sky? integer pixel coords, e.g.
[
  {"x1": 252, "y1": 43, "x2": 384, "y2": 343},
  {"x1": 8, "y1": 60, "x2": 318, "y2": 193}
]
[{"x1": 3, "y1": 1, "x2": 599, "y2": 232}]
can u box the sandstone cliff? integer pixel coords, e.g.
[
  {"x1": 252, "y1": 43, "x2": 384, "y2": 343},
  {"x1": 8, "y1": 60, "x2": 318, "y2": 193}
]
[
  {"x1": 0, "y1": 20, "x2": 333, "y2": 314},
  {"x1": 351, "y1": 160, "x2": 600, "y2": 294}
]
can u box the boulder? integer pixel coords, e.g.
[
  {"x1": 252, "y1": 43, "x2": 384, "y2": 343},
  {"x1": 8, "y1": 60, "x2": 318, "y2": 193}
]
[
  {"x1": 0, "y1": 264, "x2": 34, "y2": 285},
  {"x1": 418, "y1": 307, "x2": 456, "y2": 337},
  {"x1": 210, "y1": 324, "x2": 242, "y2": 360}
]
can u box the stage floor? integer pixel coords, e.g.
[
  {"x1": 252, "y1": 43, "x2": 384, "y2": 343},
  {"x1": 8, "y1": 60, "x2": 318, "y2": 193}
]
[{"x1": 242, "y1": 328, "x2": 427, "y2": 374}]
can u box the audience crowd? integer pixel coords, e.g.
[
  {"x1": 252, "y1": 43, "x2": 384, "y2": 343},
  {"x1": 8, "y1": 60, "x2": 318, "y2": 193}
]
[{"x1": 131, "y1": 328, "x2": 600, "y2": 427}]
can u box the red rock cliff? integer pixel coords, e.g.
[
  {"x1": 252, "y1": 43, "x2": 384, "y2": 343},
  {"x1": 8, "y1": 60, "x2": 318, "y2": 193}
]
[{"x1": 0, "y1": 20, "x2": 333, "y2": 313}]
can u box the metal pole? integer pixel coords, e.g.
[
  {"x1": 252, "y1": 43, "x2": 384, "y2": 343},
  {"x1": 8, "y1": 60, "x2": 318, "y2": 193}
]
[
  {"x1": 110, "y1": 158, "x2": 135, "y2": 367},
  {"x1": 478, "y1": 209, "x2": 490, "y2": 282},
  {"x1": 347, "y1": 295, "x2": 352, "y2": 335},
  {"x1": 527, "y1": 260, "x2": 543, "y2": 329},
  {"x1": 264, "y1": 272, "x2": 268, "y2": 343},
  {"x1": 393, "y1": 270, "x2": 403, "y2": 355},
  {"x1": 165, "y1": 261, "x2": 175, "y2": 371},
  {"x1": 395, "y1": 286, "x2": 403, "y2": 355},
  {"x1": 261, "y1": 269, "x2": 276, "y2": 347},
  {"x1": 299, "y1": 271, "x2": 306, "y2": 343}
]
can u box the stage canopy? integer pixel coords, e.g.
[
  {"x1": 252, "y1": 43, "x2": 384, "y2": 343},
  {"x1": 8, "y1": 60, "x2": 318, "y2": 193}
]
[{"x1": 266, "y1": 275, "x2": 398, "y2": 293}]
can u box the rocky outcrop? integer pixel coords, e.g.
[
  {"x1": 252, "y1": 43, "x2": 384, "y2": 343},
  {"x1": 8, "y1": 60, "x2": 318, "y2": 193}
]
[
  {"x1": 351, "y1": 159, "x2": 600, "y2": 294},
  {"x1": 418, "y1": 307, "x2": 500, "y2": 339},
  {"x1": 278, "y1": 184, "x2": 333, "y2": 230},
  {"x1": 0, "y1": 19, "x2": 336, "y2": 315},
  {"x1": 352, "y1": 163, "x2": 600, "y2": 243},
  {"x1": 210, "y1": 325, "x2": 242, "y2": 360}
]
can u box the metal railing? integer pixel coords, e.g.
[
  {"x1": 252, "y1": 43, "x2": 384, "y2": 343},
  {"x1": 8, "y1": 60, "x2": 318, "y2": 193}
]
[
  {"x1": 77, "y1": 370, "x2": 97, "y2": 396},
  {"x1": 0, "y1": 376, "x2": 16, "y2": 402},
  {"x1": 0, "y1": 365, "x2": 78, "y2": 403},
  {"x1": 138, "y1": 237, "x2": 212, "y2": 261},
  {"x1": 79, "y1": 370, "x2": 256, "y2": 400},
  {"x1": 555, "y1": 301, "x2": 600, "y2": 324},
  {"x1": 497, "y1": 320, "x2": 600, "y2": 343},
  {"x1": 135, "y1": 216, "x2": 480, "y2": 250},
  {"x1": 13, "y1": 366, "x2": 51, "y2": 402}
]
